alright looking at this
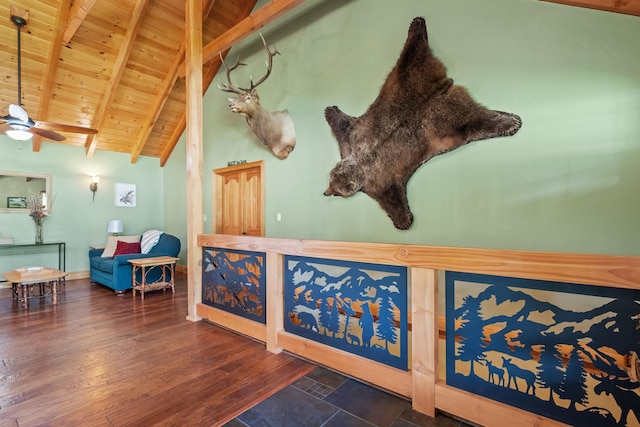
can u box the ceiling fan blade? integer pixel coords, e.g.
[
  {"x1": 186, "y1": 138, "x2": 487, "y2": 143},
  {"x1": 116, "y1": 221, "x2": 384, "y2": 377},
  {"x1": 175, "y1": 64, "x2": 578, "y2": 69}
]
[
  {"x1": 29, "y1": 127, "x2": 66, "y2": 142},
  {"x1": 0, "y1": 123, "x2": 12, "y2": 134},
  {"x1": 34, "y1": 121, "x2": 98, "y2": 135},
  {"x1": 9, "y1": 104, "x2": 29, "y2": 123}
]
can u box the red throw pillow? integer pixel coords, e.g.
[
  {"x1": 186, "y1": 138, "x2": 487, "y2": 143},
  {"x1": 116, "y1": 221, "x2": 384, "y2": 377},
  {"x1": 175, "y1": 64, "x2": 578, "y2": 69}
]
[{"x1": 112, "y1": 240, "x2": 141, "y2": 257}]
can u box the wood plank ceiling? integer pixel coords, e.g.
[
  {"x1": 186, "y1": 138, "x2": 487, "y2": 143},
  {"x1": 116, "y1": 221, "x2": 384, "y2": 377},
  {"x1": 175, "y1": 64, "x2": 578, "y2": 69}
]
[{"x1": 0, "y1": 0, "x2": 636, "y2": 166}]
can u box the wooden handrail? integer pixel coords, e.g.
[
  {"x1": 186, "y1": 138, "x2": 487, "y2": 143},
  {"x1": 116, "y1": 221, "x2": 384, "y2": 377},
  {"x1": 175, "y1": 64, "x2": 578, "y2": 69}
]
[{"x1": 198, "y1": 234, "x2": 640, "y2": 290}]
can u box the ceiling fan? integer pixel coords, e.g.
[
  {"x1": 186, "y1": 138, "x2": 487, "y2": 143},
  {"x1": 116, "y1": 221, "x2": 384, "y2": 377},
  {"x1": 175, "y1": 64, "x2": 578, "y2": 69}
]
[{"x1": 0, "y1": 12, "x2": 98, "y2": 142}]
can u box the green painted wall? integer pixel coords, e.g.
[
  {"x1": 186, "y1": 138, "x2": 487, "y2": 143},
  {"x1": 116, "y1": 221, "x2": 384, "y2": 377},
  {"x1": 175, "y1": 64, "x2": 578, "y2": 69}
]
[
  {"x1": 2, "y1": 0, "x2": 638, "y2": 278},
  {"x1": 0, "y1": 141, "x2": 165, "y2": 273},
  {"x1": 165, "y1": 0, "x2": 640, "y2": 256}
]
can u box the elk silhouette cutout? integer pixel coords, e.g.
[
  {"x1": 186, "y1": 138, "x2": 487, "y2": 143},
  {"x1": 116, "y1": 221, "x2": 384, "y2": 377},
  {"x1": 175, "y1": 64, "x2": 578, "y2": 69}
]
[
  {"x1": 501, "y1": 356, "x2": 536, "y2": 395},
  {"x1": 592, "y1": 372, "x2": 640, "y2": 426},
  {"x1": 486, "y1": 359, "x2": 505, "y2": 386},
  {"x1": 218, "y1": 35, "x2": 296, "y2": 159}
]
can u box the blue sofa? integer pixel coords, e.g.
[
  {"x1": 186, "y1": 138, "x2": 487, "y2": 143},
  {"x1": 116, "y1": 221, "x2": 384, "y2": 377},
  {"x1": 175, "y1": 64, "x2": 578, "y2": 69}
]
[{"x1": 88, "y1": 233, "x2": 181, "y2": 295}]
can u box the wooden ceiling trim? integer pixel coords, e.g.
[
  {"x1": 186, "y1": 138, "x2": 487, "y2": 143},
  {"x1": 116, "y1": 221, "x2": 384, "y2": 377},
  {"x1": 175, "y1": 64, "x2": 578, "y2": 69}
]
[
  {"x1": 85, "y1": 0, "x2": 152, "y2": 157},
  {"x1": 31, "y1": 0, "x2": 72, "y2": 152},
  {"x1": 541, "y1": 0, "x2": 640, "y2": 16},
  {"x1": 62, "y1": 0, "x2": 97, "y2": 45},
  {"x1": 178, "y1": 0, "x2": 306, "y2": 79}
]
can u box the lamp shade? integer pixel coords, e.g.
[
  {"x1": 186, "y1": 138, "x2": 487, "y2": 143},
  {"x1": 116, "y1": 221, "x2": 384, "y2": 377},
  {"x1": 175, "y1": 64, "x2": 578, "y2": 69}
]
[{"x1": 107, "y1": 220, "x2": 123, "y2": 234}]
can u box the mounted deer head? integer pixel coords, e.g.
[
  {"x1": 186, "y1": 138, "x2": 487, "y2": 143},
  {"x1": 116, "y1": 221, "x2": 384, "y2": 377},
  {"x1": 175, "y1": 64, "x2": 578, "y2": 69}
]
[{"x1": 218, "y1": 35, "x2": 296, "y2": 160}]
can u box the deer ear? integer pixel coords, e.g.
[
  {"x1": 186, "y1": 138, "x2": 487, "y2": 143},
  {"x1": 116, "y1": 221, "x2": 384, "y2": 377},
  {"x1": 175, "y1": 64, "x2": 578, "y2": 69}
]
[{"x1": 251, "y1": 89, "x2": 260, "y2": 101}]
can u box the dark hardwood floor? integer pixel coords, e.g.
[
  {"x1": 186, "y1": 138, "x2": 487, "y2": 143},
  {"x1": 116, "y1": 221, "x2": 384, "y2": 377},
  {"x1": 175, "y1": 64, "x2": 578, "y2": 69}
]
[{"x1": 0, "y1": 274, "x2": 314, "y2": 426}]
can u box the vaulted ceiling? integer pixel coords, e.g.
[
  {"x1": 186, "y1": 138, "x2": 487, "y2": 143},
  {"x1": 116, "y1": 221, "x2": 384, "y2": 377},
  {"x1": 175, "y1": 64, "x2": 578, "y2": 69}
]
[
  {"x1": 0, "y1": 0, "x2": 304, "y2": 165},
  {"x1": 0, "y1": 0, "x2": 636, "y2": 166}
]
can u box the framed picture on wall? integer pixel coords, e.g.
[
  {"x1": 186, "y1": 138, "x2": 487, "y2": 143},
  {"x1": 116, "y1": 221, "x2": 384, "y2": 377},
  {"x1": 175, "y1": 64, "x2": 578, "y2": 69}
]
[
  {"x1": 7, "y1": 197, "x2": 27, "y2": 209},
  {"x1": 114, "y1": 183, "x2": 136, "y2": 207}
]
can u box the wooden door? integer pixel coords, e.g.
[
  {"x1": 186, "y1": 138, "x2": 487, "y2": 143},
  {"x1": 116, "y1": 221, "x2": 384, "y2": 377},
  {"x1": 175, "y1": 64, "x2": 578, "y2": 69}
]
[{"x1": 213, "y1": 161, "x2": 264, "y2": 236}]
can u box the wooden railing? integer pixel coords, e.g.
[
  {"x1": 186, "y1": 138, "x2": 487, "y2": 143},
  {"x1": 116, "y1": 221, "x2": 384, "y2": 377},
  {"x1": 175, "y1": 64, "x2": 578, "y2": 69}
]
[{"x1": 196, "y1": 234, "x2": 640, "y2": 427}]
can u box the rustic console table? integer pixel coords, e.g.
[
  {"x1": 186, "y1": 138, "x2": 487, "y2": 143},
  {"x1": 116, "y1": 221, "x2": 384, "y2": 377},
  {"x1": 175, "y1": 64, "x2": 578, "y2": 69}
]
[{"x1": 0, "y1": 242, "x2": 66, "y2": 271}]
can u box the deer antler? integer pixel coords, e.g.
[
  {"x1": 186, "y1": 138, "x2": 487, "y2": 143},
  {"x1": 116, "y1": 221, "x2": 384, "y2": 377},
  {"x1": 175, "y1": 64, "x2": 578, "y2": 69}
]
[
  {"x1": 217, "y1": 34, "x2": 280, "y2": 94},
  {"x1": 247, "y1": 34, "x2": 280, "y2": 92},
  {"x1": 218, "y1": 54, "x2": 246, "y2": 94}
]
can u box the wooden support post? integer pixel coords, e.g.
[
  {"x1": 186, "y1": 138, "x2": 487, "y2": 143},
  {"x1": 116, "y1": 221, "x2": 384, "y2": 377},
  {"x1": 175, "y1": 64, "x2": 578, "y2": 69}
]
[
  {"x1": 411, "y1": 267, "x2": 438, "y2": 416},
  {"x1": 266, "y1": 252, "x2": 284, "y2": 353},
  {"x1": 185, "y1": 0, "x2": 203, "y2": 322}
]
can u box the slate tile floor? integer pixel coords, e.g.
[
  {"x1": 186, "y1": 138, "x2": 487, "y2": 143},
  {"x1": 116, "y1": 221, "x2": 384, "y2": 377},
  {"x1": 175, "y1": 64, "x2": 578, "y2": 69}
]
[{"x1": 224, "y1": 367, "x2": 476, "y2": 427}]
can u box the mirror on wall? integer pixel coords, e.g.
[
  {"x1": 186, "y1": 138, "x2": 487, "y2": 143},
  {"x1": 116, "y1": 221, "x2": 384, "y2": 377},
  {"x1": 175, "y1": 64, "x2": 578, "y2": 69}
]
[{"x1": 0, "y1": 171, "x2": 52, "y2": 214}]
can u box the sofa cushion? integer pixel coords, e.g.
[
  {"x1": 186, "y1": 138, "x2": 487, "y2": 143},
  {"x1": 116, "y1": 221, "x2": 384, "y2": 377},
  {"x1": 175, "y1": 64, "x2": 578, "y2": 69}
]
[
  {"x1": 91, "y1": 256, "x2": 115, "y2": 273},
  {"x1": 141, "y1": 230, "x2": 163, "y2": 254},
  {"x1": 102, "y1": 235, "x2": 140, "y2": 257},
  {"x1": 113, "y1": 240, "x2": 141, "y2": 257}
]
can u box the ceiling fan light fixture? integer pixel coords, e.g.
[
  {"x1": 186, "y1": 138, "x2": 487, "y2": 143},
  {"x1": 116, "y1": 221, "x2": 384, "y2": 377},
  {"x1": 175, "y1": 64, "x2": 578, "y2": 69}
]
[
  {"x1": 6, "y1": 128, "x2": 32, "y2": 141},
  {"x1": 7, "y1": 122, "x2": 32, "y2": 140}
]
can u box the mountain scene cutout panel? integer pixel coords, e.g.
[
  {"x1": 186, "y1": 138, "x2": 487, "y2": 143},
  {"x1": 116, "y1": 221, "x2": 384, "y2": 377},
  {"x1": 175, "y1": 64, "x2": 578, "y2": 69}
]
[
  {"x1": 284, "y1": 255, "x2": 408, "y2": 370},
  {"x1": 201, "y1": 248, "x2": 266, "y2": 324},
  {"x1": 446, "y1": 272, "x2": 640, "y2": 427}
]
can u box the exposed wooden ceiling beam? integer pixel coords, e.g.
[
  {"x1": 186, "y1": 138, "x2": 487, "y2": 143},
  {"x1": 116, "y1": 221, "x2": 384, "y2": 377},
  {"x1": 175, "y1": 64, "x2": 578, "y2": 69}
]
[
  {"x1": 177, "y1": 0, "x2": 306, "y2": 79},
  {"x1": 62, "y1": 0, "x2": 98, "y2": 45},
  {"x1": 160, "y1": 114, "x2": 186, "y2": 166},
  {"x1": 31, "y1": 1, "x2": 72, "y2": 152},
  {"x1": 159, "y1": 54, "x2": 227, "y2": 166},
  {"x1": 129, "y1": 0, "x2": 217, "y2": 163},
  {"x1": 85, "y1": 0, "x2": 151, "y2": 158},
  {"x1": 541, "y1": 0, "x2": 640, "y2": 16},
  {"x1": 130, "y1": 46, "x2": 185, "y2": 163}
]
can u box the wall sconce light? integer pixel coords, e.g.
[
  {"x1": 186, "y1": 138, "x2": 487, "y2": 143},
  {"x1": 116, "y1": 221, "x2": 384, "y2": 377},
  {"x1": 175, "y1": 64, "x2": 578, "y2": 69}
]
[
  {"x1": 90, "y1": 176, "x2": 100, "y2": 201},
  {"x1": 107, "y1": 220, "x2": 123, "y2": 236}
]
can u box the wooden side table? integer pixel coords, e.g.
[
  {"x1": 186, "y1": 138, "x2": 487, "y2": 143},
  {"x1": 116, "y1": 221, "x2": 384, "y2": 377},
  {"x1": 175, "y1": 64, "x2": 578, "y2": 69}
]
[
  {"x1": 129, "y1": 256, "x2": 180, "y2": 299},
  {"x1": 3, "y1": 267, "x2": 67, "y2": 308}
]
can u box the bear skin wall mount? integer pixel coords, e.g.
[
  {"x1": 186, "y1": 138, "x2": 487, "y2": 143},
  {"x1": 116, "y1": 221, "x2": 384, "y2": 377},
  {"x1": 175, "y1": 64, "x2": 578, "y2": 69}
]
[{"x1": 324, "y1": 17, "x2": 522, "y2": 230}]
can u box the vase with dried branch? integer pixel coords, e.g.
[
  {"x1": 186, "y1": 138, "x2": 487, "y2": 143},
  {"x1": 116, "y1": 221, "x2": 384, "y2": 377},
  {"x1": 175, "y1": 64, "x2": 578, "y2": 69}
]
[{"x1": 25, "y1": 190, "x2": 47, "y2": 244}]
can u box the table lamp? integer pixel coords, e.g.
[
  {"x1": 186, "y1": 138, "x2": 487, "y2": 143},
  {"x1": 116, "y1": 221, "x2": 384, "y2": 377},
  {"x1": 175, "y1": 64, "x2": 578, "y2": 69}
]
[{"x1": 107, "y1": 220, "x2": 123, "y2": 236}]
